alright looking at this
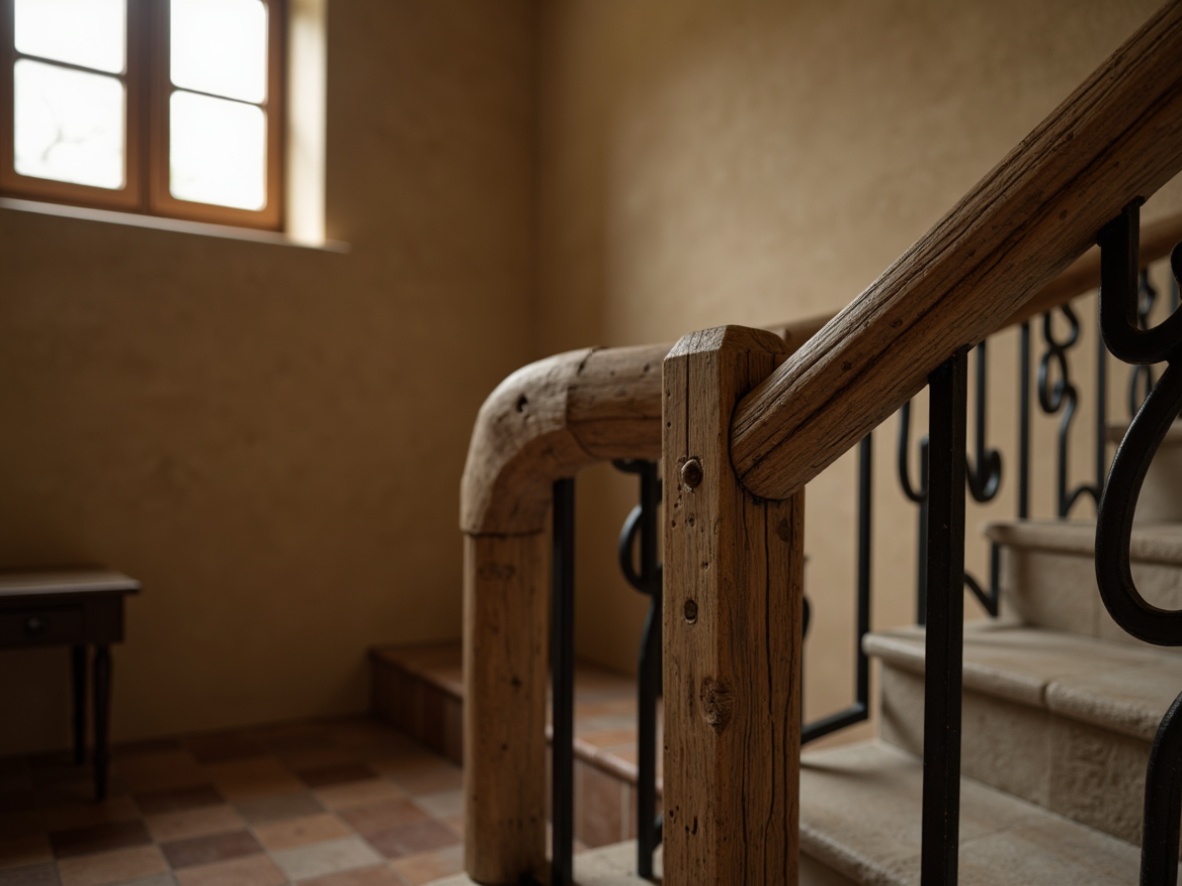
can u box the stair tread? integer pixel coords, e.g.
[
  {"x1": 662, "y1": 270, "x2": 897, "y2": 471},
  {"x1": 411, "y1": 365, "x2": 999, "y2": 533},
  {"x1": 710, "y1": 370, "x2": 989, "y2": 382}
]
[
  {"x1": 866, "y1": 621, "x2": 1182, "y2": 741},
  {"x1": 800, "y1": 740, "x2": 1154, "y2": 885},
  {"x1": 985, "y1": 519, "x2": 1182, "y2": 565}
]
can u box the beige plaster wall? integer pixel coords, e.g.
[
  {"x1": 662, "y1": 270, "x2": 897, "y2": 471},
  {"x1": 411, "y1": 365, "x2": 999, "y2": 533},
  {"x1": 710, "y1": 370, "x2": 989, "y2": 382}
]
[
  {"x1": 0, "y1": 0, "x2": 537, "y2": 754},
  {"x1": 536, "y1": 0, "x2": 1182, "y2": 722}
]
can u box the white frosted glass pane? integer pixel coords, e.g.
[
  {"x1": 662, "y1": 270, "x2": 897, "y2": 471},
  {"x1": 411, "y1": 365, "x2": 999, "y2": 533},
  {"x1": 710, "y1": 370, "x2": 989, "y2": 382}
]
[
  {"x1": 14, "y1": 0, "x2": 126, "y2": 74},
  {"x1": 171, "y1": 0, "x2": 267, "y2": 103},
  {"x1": 14, "y1": 61, "x2": 125, "y2": 189},
  {"x1": 170, "y1": 91, "x2": 266, "y2": 210}
]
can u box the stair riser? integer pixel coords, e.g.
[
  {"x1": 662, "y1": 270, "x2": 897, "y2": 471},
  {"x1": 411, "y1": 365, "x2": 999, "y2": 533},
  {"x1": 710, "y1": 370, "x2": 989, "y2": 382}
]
[
  {"x1": 880, "y1": 664, "x2": 1156, "y2": 847},
  {"x1": 1000, "y1": 544, "x2": 1182, "y2": 647}
]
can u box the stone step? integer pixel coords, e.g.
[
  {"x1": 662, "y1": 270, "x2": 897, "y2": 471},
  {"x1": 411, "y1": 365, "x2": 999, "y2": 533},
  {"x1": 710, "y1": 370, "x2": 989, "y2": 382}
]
[
  {"x1": 867, "y1": 619, "x2": 1182, "y2": 845},
  {"x1": 799, "y1": 740, "x2": 1156, "y2": 885},
  {"x1": 987, "y1": 519, "x2": 1182, "y2": 646}
]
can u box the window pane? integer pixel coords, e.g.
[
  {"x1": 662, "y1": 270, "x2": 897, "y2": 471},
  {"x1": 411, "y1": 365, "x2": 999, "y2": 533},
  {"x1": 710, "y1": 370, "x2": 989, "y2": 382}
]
[
  {"x1": 170, "y1": 91, "x2": 266, "y2": 210},
  {"x1": 14, "y1": 0, "x2": 126, "y2": 74},
  {"x1": 171, "y1": 0, "x2": 268, "y2": 104},
  {"x1": 14, "y1": 60, "x2": 125, "y2": 189}
]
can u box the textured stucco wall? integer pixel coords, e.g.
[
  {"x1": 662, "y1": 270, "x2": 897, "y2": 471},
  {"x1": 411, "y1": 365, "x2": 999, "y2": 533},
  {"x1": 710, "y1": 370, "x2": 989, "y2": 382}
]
[
  {"x1": 535, "y1": 0, "x2": 1182, "y2": 722},
  {"x1": 0, "y1": 0, "x2": 536, "y2": 754}
]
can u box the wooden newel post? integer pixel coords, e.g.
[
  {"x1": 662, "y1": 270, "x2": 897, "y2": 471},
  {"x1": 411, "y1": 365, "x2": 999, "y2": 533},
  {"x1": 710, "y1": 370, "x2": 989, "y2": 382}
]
[{"x1": 663, "y1": 326, "x2": 804, "y2": 885}]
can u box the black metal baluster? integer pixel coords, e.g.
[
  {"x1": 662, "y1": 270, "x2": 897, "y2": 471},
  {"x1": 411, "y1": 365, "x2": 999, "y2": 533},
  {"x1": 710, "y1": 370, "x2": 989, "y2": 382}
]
[
  {"x1": 1019, "y1": 322, "x2": 1032, "y2": 520},
  {"x1": 921, "y1": 349, "x2": 968, "y2": 886},
  {"x1": 1130, "y1": 269, "x2": 1160, "y2": 416},
  {"x1": 613, "y1": 460, "x2": 663, "y2": 879},
  {"x1": 1094, "y1": 200, "x2": 1182, "y2": 886},
  {"x1": 551, "y1": 479, "x2": 576, "y2": 886},
  {"x1": 1038, "y1": 303, "x2": 1102, "y2": 516},
  {"x1": 802, "y1": 433, "x2": 873, "y2": 743},
  {"x1": 965, "y1": 341, "x2": 1002, "y2": 616},
  {"x1": 898, "y1": 400, "x2": 930, "y2": 624}
]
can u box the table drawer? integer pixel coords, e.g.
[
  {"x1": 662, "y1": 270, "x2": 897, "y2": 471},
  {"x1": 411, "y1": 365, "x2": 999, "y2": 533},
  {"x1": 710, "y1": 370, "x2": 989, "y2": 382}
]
[{"x1": 0, "y1": 606, "x2": 84, "y2": 646}]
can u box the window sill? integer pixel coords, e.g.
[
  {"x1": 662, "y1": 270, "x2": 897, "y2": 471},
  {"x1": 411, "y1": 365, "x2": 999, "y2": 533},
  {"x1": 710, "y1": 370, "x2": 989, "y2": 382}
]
[{"x1": 0, "y1": 197, "x2": 349, "y2": 253}]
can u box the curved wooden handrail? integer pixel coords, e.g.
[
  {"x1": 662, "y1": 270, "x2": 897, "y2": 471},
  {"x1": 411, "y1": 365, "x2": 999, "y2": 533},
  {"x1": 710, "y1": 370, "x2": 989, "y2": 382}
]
[{"x1": 731, "y1": 0, "x2": 1182, "y2": 501}]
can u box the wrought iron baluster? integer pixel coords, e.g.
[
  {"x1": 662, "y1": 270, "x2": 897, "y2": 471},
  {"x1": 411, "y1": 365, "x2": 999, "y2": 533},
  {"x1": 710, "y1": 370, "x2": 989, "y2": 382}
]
[
  {"x1": 966, "y1": 341, "x2": 1002, "y2": 504},
  {"x1": 1130, "y1": 269, "x2": 1161, "y2": 416},
  {"x1": 1038, "y1": 303, "x2": 1102, "y2": 516},
  {"x1": 966, "y1": 341, "x2": 1002, "y2": 616},
  {"x1": 1094, "y1": 200, "x2": 1182, "y2": 886},
  {"x1": 921, "y1": 349, "x2": 969, "y2": 886},
  {"x1": 1019, "y1": 322, "x2": 1033, "y2": 520},
  {"x1": 550, "y1": 479, "x2": 576, "y2": 886},
  {"x1": 613, "y1": 460, "x2": 663, "y2": 879},
  {"x1": 897, "y1": 400, "x2": 931, "y2": 624},
  {"x1": 802, "y1": 433, "x2": 873, "y2": 744}
]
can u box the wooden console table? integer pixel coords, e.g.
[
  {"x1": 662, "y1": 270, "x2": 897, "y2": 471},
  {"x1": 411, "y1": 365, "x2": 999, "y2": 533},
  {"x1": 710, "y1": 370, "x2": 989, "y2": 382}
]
[{"x1": 0, "y1": 570, "x2": 139, "y2": 800}]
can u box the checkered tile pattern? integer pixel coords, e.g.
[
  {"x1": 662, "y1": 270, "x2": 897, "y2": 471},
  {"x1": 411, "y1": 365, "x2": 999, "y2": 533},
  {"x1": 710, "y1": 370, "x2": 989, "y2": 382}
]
[{"x1": 0, "y1": 718, "x2": 465, "y2": 886}]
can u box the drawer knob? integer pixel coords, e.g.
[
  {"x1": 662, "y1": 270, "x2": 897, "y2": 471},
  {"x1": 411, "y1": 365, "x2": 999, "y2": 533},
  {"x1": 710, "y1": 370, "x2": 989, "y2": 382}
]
[{"x1": 24, "y1": 616, "x2": 45, "y2": 636}]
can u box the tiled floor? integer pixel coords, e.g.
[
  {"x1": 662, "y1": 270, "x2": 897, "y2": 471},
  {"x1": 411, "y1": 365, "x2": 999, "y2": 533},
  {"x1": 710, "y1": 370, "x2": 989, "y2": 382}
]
[{"x1": 0, "y1": 717, "x2": 466, "y2": 886}]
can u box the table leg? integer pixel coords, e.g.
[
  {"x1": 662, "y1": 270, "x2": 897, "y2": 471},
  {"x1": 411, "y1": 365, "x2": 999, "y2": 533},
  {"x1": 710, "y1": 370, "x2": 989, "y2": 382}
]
[
  {"x1": 93, "y1": 645, "x2": 111, "y2": 801},
  {"x1": 71, "y1": 645, "x2": 88, "y2": 765}
]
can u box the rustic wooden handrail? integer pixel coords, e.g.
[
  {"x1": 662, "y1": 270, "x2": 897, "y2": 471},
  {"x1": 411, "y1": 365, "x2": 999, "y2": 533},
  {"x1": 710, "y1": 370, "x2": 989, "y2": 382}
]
[{"x1": 730, "y1": 0, "x2": 1182, "y2": 501}]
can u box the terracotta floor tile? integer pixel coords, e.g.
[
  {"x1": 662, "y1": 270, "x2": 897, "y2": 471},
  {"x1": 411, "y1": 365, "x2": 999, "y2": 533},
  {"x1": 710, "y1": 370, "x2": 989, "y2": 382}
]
[
  {"x1": 0, "y1": 835, "x2": 51, "y2": 871},
  {"x1": 174, "y1": 853, "x2": 286, "y2": 886},
  {"x1": 314, "y1": 780, "x2": 406, "y2": 812},
  {"x1": 337, "y1": 800, "x2": 428, "y2": 838},
  {"x1": 251, "y1": 728, "x2": 334, "y2": 755},
  {"x1": 159, "y1": 829, "x2": 262, "y2": 870},
  {"x1": 408, "y1": 790, "x2": 461, "y2": 821},
  {"x1": 144, "y1": 805, "x2": 244, "y2": 843},
  {"x1": 274, "y1": 746, "x2": 358, "y2": 771},
  {"x1": 296, "y1": 764, "x2": 378, "y2": 789},
  {"x1": 112, "y1": 753, "x2": 206, "y2": 794},
  {"x1": 0, "y1": 862, "x2": 58, "y2": 886},
  {"x1": 231, "y1": 791, "x2": 323, "y2": 824},
  {"x1": 387, "y1": 765, "x2": 460, "y2": 798},
  {"x1": 123, "y1": 875, "x2": 177, "y2": 886},
  {"x1": 364, "y1": 820, "x2": 458, "y2": 860},
  {"x1": 388, "y1": 844, "x2": 463, "y2": 886},
  {"x1": 181, "y1": 736, "x2": 265, "y2": 766},
  {"x1": 50, "y1": 820, "x2": 152, "y2": 859},
  {"x1": 57, "y1": 844, "x2": 167, "y2": 886},
  {"x1": 297, "y1": 864, "x2": 405, "y2": 886},
  {"x1": 134, "y1": 786, "x2": 223, "y2": 816},
  {"x1": 270, "y1": 835, "x2": 384, "y2": 882},
  {"x1": 203, "y1": 760, "x2": 303, "y2": 802},
  {"x1": 252, "y1": 812, "x2": 351, "y2": 851}
]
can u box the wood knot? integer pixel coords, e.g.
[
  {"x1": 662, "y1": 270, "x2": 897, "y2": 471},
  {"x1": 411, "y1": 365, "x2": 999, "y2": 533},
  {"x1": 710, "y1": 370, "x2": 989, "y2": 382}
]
[
  {"x1": 699, "y1": 678, "x2": 733, "y2": 733},
  {"x1": 680, "y1": 458, "x2": 703, "y2": 489}
]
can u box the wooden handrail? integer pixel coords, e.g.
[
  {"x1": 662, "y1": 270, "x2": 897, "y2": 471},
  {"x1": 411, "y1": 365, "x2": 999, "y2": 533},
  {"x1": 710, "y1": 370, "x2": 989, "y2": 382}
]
[{"x1": 730, "y1": 0, "x2": 1182, "y2": 501}]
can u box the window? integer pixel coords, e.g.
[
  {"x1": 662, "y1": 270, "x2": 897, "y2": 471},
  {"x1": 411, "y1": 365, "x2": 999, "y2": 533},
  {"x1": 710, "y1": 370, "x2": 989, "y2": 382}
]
[{"x1": 0, "y1": 0, "x2": 284, "y2": 230}]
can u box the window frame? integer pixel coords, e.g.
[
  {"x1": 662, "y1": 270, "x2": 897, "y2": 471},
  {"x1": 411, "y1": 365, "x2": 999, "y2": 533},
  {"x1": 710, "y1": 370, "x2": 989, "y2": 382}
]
[{"x1": 0, "y1": 0, "x2": 285, "y2": 231}]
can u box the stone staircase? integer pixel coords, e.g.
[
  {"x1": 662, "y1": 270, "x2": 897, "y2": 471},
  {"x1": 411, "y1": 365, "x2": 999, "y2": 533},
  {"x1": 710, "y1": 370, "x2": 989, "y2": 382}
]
[
  {"x1": 799, "y1": 518, "x2": 1182, "y2": 884},
  {"x1": 375, "y1": 518, "x2": 1182, "y2": 884}
]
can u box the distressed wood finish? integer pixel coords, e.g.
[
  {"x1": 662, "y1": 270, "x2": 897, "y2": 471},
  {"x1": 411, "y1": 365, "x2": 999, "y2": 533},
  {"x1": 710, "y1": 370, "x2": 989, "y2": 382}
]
[
  {"x1": 663, "y1": 326, "x2": 803, "y2": 885},
  {"x1": 731, "y1": 0, "x2": 1182, "y2": 500},
  {"x1": 462, "y1": 532, "x2": 548, "y2": 885}
]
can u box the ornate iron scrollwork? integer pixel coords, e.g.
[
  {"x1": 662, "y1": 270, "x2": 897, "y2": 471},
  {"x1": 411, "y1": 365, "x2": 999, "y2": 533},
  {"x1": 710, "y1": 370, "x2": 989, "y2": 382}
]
[
  {"x1": 1038, "y1": 302, "x2": 1101, "y2": 516},
  {"x1": 1095, "y1": 199, "x2": 1182, "y2": 885}
]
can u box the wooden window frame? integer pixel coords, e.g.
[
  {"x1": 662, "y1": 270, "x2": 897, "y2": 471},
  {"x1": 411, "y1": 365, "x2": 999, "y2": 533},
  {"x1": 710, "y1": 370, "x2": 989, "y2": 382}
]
[{"x1": 0, "y1": 0, "x2": 284, "y2": 231}]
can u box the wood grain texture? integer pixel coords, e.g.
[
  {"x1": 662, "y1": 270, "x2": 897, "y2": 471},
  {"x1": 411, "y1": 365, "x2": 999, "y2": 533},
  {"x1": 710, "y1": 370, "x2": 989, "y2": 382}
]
[
  {"x1": 663, "y1": 326, "x2": 802, "y2": 885},
  {"x1": 731, "y1": 0, "x2": 1182, "y2": 500},
  {"x1": 462, "y1": 532, "x2": 548, "y2": 885}
]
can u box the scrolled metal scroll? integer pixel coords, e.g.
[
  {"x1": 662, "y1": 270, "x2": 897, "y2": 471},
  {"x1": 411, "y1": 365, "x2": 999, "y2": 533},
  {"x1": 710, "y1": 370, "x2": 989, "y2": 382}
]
[{"x1": 1096, "y1": 202, "x2": 1182, "y2": 647}]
